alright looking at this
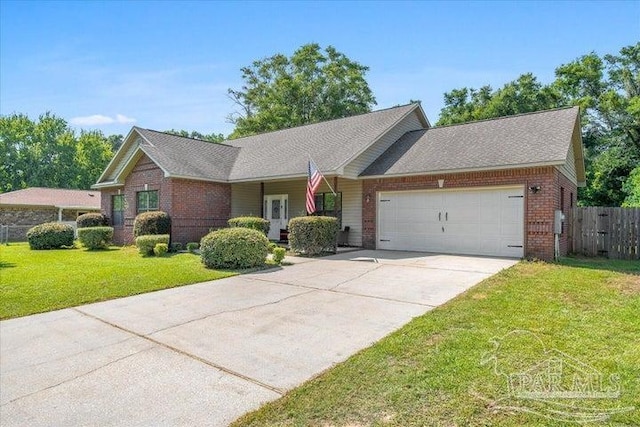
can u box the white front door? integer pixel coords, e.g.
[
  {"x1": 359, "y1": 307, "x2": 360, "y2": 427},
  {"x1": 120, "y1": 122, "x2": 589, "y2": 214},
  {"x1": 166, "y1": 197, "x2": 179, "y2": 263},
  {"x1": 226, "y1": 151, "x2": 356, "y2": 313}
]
[{"x1": 264, "y1": 194, "x2": 289, "y2": 240}]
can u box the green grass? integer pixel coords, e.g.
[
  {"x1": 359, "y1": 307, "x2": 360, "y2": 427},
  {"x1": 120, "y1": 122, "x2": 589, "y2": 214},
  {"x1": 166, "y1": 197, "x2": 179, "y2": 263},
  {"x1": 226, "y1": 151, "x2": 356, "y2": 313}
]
[
  {"x1": 232, "y1": 259, "x2": 640, "y2": 427},
  {"x1": 0, "y1": 243, "x2": 236, "y2": 319}
]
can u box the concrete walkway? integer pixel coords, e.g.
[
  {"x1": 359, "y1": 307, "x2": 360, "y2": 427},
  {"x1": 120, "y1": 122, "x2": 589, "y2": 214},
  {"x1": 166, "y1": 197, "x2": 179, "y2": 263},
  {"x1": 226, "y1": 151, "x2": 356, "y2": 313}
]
[{"x1": 0, "y1": 250, "x2": 517, "y2": 426}]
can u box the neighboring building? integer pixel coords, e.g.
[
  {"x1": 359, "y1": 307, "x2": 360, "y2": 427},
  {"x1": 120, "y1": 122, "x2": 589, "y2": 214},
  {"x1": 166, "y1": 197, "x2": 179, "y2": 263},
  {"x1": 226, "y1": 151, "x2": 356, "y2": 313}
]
[
  {"x1": 0, "y1": 188, "x2": 101, "y2": 241},
  {"x1": 94, "y1": 103, "x2": 585, "y2": 260}
]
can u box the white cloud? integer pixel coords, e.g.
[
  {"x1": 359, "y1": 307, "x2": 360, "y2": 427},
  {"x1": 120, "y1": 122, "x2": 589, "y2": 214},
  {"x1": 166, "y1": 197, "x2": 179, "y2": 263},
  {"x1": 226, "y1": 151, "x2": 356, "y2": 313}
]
[
  {"x1": 114, "y1": 114, "x2": 136, "y2": 124},
  {"x1": 70, "y1": 114, "x2": 136, "y2": 126}
]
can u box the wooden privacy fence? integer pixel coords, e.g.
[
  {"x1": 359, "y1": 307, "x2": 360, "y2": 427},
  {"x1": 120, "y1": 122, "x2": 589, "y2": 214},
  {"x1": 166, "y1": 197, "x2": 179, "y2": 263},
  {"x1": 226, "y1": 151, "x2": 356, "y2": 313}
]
[{"x1": 568, "y1": 207, "x2": 640, "y2": 260}]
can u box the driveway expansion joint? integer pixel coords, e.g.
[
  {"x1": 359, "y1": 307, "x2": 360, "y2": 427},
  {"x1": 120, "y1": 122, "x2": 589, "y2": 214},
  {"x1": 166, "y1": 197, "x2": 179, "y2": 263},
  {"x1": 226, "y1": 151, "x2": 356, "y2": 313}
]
[
  {"x1": 72, "y1": 308, "x2": 285, "y2": 396},
  {"x1": 143, "y1": 287, "x2": 318, "y2": 335},
  {"x1": 3, "y1": 347, "x2": 151, "y2": 405}
]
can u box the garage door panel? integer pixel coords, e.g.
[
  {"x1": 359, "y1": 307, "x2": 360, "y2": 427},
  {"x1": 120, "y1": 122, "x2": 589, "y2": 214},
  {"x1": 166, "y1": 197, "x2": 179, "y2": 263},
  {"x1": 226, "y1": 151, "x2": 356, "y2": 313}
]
[{"x1": 378, "y1": 187, "x2": 524, "y2": 257}]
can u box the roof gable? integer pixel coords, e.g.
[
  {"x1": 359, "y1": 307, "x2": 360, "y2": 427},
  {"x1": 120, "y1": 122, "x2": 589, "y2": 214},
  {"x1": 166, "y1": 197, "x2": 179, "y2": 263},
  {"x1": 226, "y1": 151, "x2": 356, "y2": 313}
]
[
  {"x1": 94, "y1": 104, "x2": 426, "y2": 186},
  {"x1": 361, "y1": 107, "x2": 583, "y2": 178},
  {"x1": 226, "y1": 103, "x2": 423, "y2": 181},
  {"x1": 94, "y1": 128, "x2": 240, "y2": 187}
]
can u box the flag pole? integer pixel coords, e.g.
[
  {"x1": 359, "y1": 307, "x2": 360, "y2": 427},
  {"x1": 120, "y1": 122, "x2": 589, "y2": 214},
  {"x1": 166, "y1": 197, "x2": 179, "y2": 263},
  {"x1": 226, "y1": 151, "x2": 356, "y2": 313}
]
[{"x1": 309, "y1": 156, "x2": 336, "y2": 195}]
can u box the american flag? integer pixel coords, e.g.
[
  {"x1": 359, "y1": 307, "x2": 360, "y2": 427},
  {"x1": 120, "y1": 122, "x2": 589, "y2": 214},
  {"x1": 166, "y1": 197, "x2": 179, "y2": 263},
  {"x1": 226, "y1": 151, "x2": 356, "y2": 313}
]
[{"x1": 306, "y1": 160, "x2": 323, "y2": 214}]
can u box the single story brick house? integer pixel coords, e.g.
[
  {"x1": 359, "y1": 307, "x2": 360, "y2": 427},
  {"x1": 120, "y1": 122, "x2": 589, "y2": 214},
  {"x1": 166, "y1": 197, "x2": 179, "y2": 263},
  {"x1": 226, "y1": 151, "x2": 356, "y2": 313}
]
[
  {"x1": 93, "y1": 103, "x2": 585, "y2": 260},
  {"x1": 0, "y1": 187, "x2": 101, "y2": 241}
]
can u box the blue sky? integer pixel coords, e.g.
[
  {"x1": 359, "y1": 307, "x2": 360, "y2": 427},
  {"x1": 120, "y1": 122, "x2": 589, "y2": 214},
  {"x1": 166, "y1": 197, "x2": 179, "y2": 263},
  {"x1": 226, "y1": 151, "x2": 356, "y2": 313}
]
[{"x1": 1, "y1": 1, "x2": 638, "y2": 137}]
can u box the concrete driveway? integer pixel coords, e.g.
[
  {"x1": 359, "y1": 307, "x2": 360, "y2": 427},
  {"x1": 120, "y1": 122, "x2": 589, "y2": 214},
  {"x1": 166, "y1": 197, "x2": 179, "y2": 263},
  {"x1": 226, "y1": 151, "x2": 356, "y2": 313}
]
[{"x1": 1, "y1": 250, "x2": 517, "y2": 426}]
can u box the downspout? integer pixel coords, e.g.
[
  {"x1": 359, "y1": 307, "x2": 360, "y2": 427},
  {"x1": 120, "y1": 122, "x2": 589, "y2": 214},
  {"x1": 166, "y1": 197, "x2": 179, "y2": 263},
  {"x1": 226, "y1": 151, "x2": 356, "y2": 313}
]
[{"x1": 57, "y1": 207, "x2": 63, "y2": 222}]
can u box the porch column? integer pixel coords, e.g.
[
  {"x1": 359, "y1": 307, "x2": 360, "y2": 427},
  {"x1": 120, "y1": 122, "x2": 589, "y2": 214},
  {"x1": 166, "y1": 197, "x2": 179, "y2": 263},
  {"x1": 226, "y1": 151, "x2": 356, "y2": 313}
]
[
  {"x1": 260, "y1": 182, "x2": 264, "y2": 217},
  {"x1": 57, "y1": 207, "x2": 63, "y2": 222},
  {"x1": 333, "y1": 176, "x2": 342, "y2": 216}
]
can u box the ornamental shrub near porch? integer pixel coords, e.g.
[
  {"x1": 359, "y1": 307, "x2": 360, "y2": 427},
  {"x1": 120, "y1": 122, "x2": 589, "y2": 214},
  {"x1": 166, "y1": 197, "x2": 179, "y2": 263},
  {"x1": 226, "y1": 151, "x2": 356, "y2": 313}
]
[
  {"x1": 288, "y1": 216, "x2": 339, "y2": 256},
  {"x1": 133, "y1": 211, "x2": 171, "y2": 237},
  {"x1": 76, "y1": 213, "x2": 108, "y2": 228},
  {"x1": 228, "y1": 216, "x2": 270, "y2": 236},
  {"x1": 200, "y1": 227, "x2": 269, "y2": 269},
  {"x1": 136, "y1": 234, "x2": 170, "y2": 256},
  {"x1": 77, "y1": 226, "x2": 114, "y2": 250}
]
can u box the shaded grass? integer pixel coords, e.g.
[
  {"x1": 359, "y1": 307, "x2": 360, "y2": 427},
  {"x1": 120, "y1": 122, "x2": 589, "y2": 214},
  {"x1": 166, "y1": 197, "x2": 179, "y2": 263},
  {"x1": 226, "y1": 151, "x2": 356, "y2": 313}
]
[
  {"x1": 0, "y1": 243, "x2": 236, "y2": 319},
  {"x1": 232, "y1": 260, "x2": 640, "y2": 427}
]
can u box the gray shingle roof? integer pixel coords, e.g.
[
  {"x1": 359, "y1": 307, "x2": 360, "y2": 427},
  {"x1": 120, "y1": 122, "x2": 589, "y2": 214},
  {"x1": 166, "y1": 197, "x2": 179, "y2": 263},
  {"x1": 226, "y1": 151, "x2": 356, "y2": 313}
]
[
  {"x1": 135, "y1": 128, "x2": 240, "y2": 181},
  {"x1": 227, "y1": 103, "x2": 419, "y2": 180},
  {"x1": 361, "y1": 106, "x2": 579, "y2": 177},
  {"x1": 119, "y1": 104, "x2": 419, "y2": 183}
]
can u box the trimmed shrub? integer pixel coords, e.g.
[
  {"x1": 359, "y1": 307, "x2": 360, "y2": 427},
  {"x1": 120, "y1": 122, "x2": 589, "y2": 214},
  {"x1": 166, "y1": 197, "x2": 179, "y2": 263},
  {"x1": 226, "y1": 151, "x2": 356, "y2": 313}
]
[
  {"x1": 27, "y1": 222, "x2": 74, "y2": 250},
  {"x1": 186, "y1": 242, "x2": 199, "y2": 253},
  {"x1": 288, "y1": 216, "x2": 339, "y2": 256},
  {"x1": 273, "y1": 247, "x2": 286, "y2": 264},
  {"x1": 170, "y1": 242, "x2": 183, "y2": 252},
  {"x1": 200, "y1": 227, "x2": 269, "y2": 269},
  {"x1": 77, "y1": 226, "x2": 114, "y2": 250},
  {"x1": 154, "y1": 243, "x2": 169, "y2": 257},
  {"x1": 76, "y1": 213, "x2": 107, "y2": 228},
  {"x1": 133, "y1": 211, "x2": 171, "y2": 237},
  {"x1": 228, "y1": 216, "x2": 270, "y2": 236},
  {"x1": 136, "y1": 234, "x2": 170, "y2": 256},
  {"x1": 268, "y1": 242, "x2": 278, "y2": 253}
]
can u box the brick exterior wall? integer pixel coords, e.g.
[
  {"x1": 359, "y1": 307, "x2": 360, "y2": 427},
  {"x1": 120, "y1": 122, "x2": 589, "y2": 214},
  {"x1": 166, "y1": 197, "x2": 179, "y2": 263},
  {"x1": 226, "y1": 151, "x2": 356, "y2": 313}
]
[
  {"x1": 0, "y1": 206, "x2": 95, "y2": 241},
  {"x1": 361, "y1": 166, "x2": 577, "y2": 261},
  {"x1": 100, "y1": 154, "x2": 231, "y2": 245}
]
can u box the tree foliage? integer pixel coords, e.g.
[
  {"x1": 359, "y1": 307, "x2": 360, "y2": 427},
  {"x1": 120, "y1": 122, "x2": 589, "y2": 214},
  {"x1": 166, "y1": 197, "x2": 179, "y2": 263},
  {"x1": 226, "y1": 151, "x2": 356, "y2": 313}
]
[
  {"x1": 164, "y1": 129, "x2": 224, "y2": 143},
  {"x1": 227, "y1": 43, "x2": 376, "y2": 138},
  {"x1": 0, "y1": 112, "x2": 114, "y2": 192},
  {"x1": 436, "y1": 43, "x2": 640, "y2": 207},
  {"x1": 622, "y1": 166, "x2": 640, "y2": 207}
]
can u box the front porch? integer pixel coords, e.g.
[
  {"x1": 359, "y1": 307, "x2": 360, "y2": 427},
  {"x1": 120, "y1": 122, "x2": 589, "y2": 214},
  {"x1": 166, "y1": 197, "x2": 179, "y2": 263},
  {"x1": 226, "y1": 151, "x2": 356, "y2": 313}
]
[{"x1": 231, "y1": 177, "x2": 363, "y2": 247}]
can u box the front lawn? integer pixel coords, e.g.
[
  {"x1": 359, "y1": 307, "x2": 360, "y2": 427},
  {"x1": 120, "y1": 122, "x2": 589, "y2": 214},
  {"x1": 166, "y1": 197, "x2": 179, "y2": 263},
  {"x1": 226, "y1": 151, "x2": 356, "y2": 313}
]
[
  {"x1": 0, "y1": 243, "x2": 235, "y2": 319},
  {"x1": 232, "y1": 259, "x2": 640, "y2": 426}
]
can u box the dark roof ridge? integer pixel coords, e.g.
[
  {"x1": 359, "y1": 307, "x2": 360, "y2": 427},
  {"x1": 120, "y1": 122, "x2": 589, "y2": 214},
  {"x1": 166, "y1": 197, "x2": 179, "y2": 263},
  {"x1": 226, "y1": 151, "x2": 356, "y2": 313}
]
[
  {"x1": 228, "y1": 103, "x2": 419, "y2": 142},
  {"x1": 432, "y1": 105, "x2": 578, "y2": 130}
]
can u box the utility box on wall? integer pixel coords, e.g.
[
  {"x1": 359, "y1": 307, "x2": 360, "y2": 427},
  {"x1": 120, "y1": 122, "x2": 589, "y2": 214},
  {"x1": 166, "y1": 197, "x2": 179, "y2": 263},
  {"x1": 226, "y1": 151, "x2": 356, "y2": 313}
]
[{"x1": 554, "y1": 210, "x2": 565, "y2": 235}]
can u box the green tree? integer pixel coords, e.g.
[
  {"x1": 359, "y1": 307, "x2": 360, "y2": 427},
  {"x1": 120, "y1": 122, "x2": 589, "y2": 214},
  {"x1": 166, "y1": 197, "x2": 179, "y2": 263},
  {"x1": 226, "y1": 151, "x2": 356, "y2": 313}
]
[
  {"x1": 437, "y1": 74, "x2": 561, "y2": 126},
  {"x1": 107, "y1": 134, "x2": 124, "y2": 151},
  {"x1": 164, "y1": 129, "x2": 224, "y2": 143},
  {"x1": 435, "y1": 43, "x2": 640, "y2": 207},
  {"x1": 74, "y1": 130, "x2": 114, "y2": 189},
  {"x1": 0, "y1": 112, "x2": 113, "y2": 192},
  {"x1": 622, "y1": 165, "x2": 640, "y2": 207},
  {"x1": 227, "y1": 43, "x2": 376, "y2": 138}
]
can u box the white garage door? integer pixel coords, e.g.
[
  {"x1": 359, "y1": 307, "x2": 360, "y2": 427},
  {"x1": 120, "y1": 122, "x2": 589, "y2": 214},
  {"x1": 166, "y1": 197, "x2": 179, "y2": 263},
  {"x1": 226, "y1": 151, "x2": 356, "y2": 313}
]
[{"x1": 377, "y1": 186, "x2": 524, "y2": 257}]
